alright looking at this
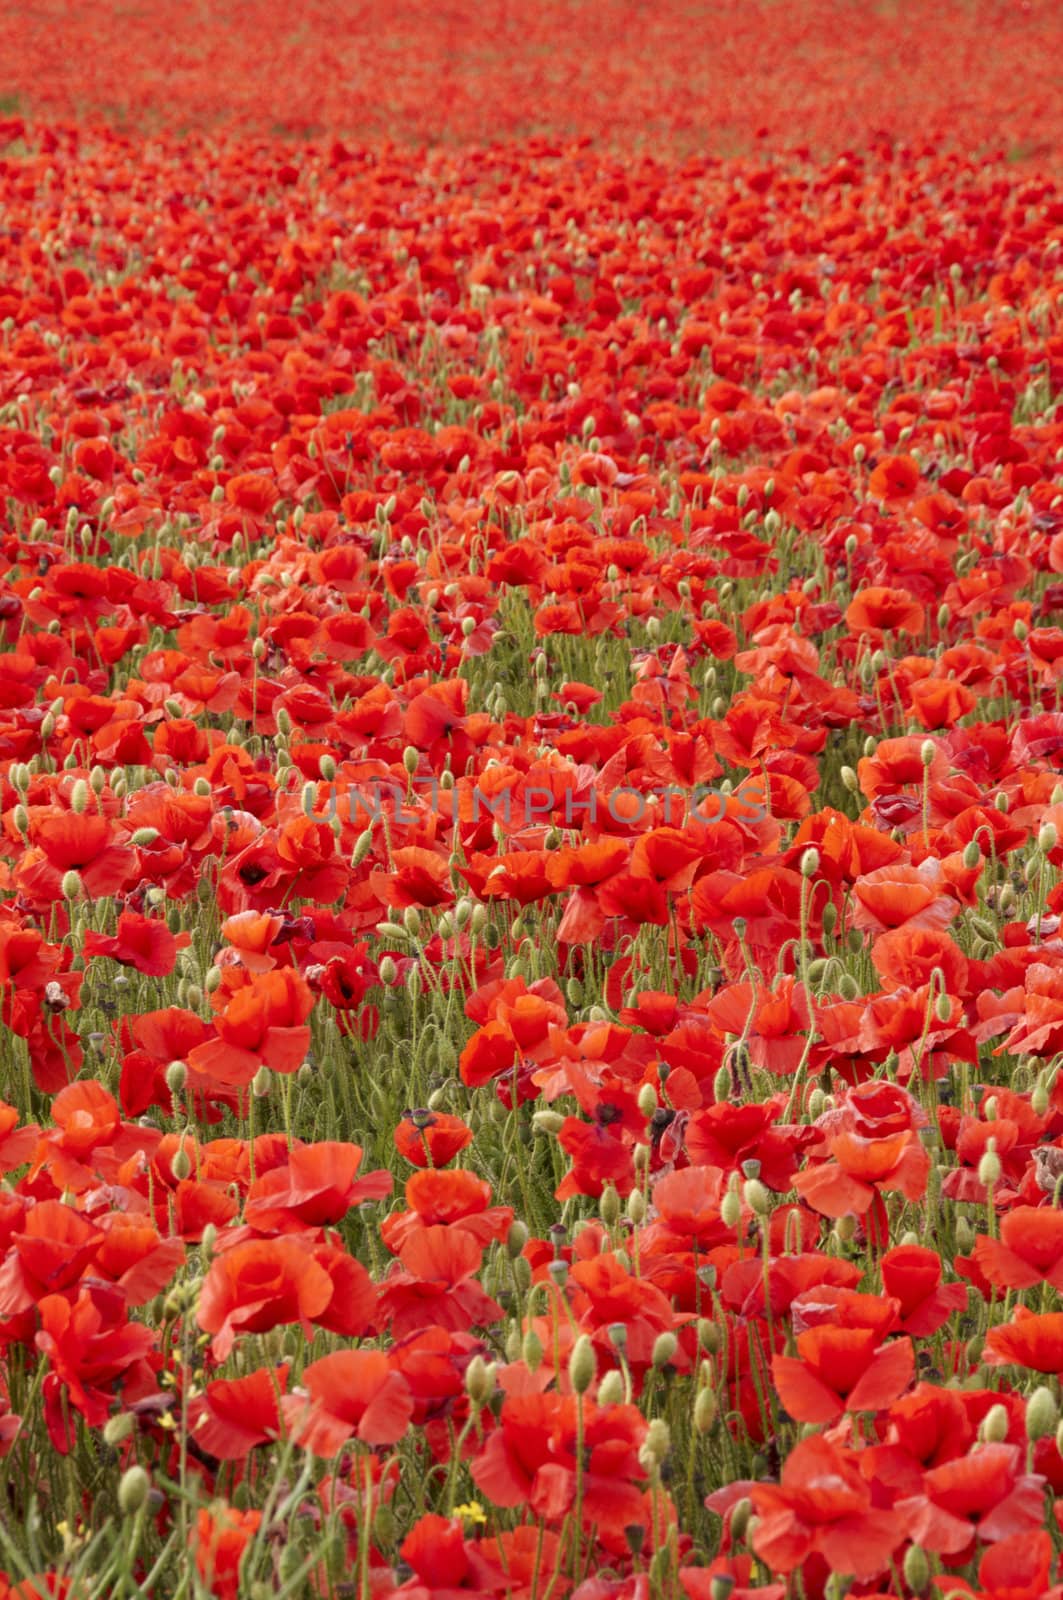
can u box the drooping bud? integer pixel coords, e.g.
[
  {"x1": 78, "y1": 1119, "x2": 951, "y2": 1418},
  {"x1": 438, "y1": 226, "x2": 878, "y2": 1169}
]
[
  {"x1": 568, "y1": 1334, "x2": 597, "y2": 1395},
  {"x1": 104, "y1": 1413, "x2": 135, "y2": 1447},
  {"x1": 165, "y1": 1060, "x2": 187, "y2": 1093}
]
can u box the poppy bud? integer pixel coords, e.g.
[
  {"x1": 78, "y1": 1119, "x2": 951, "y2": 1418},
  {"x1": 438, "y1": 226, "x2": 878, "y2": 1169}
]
[
  {"x1": 379, "y1": 956, "x2": 396, "y2": 984},
  {"x1": 402, "y1": 745, "x2": 419, "y2": 775},
  {"x1": 838, "y1": 973, "x2": 860, "y2": 1000},
  {"x1": 713, "y1": 1064, "x2": 732, "y2": 1101},
  {"x1": 61, "y1": 870, "x2": 83, "y2": 900},
  {"x1": 978, "y1": 1142, "x2": 1002, "y2": 1187},
  {"x1": 522, "y1": 1328, "x2": 544, "y2": 1371},
  {"x1": 118, "y1": 1466, "x2": 150, "y2": 1517},
  {"x1": 1014, "y1": 618, "x2": 1029, "y2": 641},
  {"x1": 12, "y1": 805, "x2": 28, "y2": 837},
  {"x1": 568, "y1": 1335, "x2": 597, "y2": 1395},
  {"x1": 958, "y1": 841, "x2": 983, "y2": 875},
  {"x1": 500, "y1": 1220, "x2": 526, "y2": 1261},
  {"x1": 692, "y1": 1384, "x2": 718, "y2": 1433},
  {"x1": 532, "y1": 1111, "x2": 564, "y2": 1136},
  {"x1": 721, "y1": 1189, "x2": 743, "y2": 1229},
  {"x1": 728, "y1": 1497, "x2": 752, "y2": 1542},
  {"x1": 637, "y1": 1083, "x2": 658, "y2": 1119},
  {"x1": 709, "y1": 1580, "x2": 735, "y2": 1600},
  {"x1": 470, "y1": 904, "x2": 489, "y2": 935},
  {"x1": 633, "y1": 1143, "x2": 651, "y2": 1172},
  {"x1": 171, "y1": 1144, "x2": 192, "y2": 1181},
  {"x1": 898, "y1": 1546, "x2": 929, "y2": 1595},
  {"x1": 833, "y1": 1215, "x2": 855, "y2": 1243},
  {"x1": 651, "y1": 1332, "x2": 678, "y2": 1368},
  {"x1": 598, "y1": 1369, "x2": 625, "y2": 1407},
  {"x1": 201, "y1": 1223, "x2": 217, "y2": 1259},
  {"x1": 69, "y1": 778, "x2": 89, "y2": 815},
  {"x1": 807, "y1": 1087, "x2": 826, "y2": 1118},
  {"x1": 995, "y1": 791, "x2": 1010, "y2": 814},
  {"x1": 1026, "y1": 1386, "x2": 1058, "y2": 1442},
  {"x1": 104, "y1": 1412, "x2": 135, "y2": 1447},
  {"x1": 934, "y1": 990, "x2": 952, "y2": 1023},
  {"x1": 465, "y1": 1356, "x2": 496, "y2": 1405},
  {"x1": 743, "y1": 1178, "x2": 769, "y2": 1214},
  {"x1": 276, "y1": 708, "x2": 292, "y2": 736},
  {"x1": 600, "y1": 1185, "x2": 621, "y2": 1228},
  {"x1": 627, "y1": 1190, "x2": 647, "y2": 1225},
  {"x1": 1040, "y1": 822, "x2": 1058, "y2": 854},
  {"x1": 1032, "y1": 1078, "x2": 1050, "y2": 1116},
  {"x1": 403, "y1": 907, "x2": 421, "y2": 937},
  {"x1": 643, "y1": 1417, "x2": 670, "y2": 1463},
  {"x1": 981, "y1": 1402, "x2": 1009, "y2": 1443},
  {"x1": 252, "y1": 1066, "x2": 271, "y2": 1099},
  {"x1": 799, "y1": 846, "x2": 819, "y2": 879},
  {"x1": 166, "y1": 1061, "x2": 187, "y2": 1093}
]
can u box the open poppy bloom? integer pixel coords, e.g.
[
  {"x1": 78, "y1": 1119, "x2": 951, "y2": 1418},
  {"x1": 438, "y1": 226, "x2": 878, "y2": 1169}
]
[
  {"x1": 896, "y1": 1443, "x2": 1047, "y2": 1556},
  {"x1": 772, "y1": 1287, "x2": 914, "y2": 1424},
  {"x1": 196, "y1": 1238, "x2": 343, "y2": 1360},
  {"x1": 743, "y1": 1435, "x2": 903, "y2": 1582}
]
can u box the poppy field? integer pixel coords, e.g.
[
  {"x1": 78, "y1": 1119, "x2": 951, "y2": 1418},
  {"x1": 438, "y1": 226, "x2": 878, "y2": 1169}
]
[{"x1": 1, "y1": 0, "x2": 1063, "y2": 1595}]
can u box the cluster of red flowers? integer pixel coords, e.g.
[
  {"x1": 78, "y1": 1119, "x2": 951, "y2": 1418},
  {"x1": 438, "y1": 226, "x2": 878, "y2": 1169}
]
[{"x1": 1, "y1": 0, "x2": 1063, "y2": 1595}]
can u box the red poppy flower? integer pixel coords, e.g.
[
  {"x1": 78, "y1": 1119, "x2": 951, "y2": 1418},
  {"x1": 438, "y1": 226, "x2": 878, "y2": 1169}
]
[
  {"x1": 285, "y1": 1350, "x2": 414, "y2": 1455},
  {"x1": 83, "y1": 910, "x2": 191, "y2": 976},
  {"x1": 196, "y1": 1238, "x2": 336, "y2": 1360},
  {"x1": 746, "y1": 1434, "x2": 902, "y2": 1582}
]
